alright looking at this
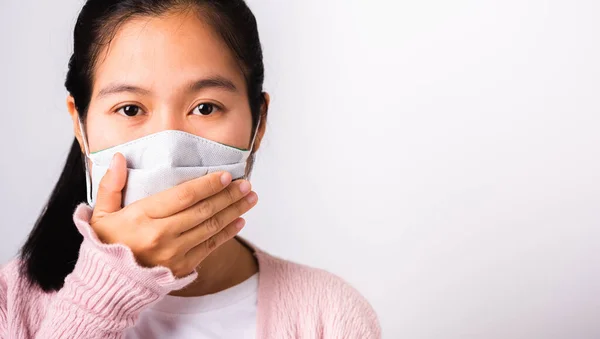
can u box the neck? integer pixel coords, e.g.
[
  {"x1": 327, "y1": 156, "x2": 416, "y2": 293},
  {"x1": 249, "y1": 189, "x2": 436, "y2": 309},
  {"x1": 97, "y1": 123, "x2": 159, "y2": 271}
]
[{"x1": 168, "y1": 237, "x2": 258, "y2": 297}]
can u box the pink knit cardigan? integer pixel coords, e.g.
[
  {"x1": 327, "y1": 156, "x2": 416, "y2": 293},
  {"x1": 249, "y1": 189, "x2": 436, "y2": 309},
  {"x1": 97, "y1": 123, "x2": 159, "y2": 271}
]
[{"x1": 0, "y1": 204, "x2": 381, "y2": 338}]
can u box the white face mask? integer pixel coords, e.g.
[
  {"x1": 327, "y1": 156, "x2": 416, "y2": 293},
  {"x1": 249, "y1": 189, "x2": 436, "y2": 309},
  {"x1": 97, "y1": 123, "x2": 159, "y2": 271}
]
[{"x1": 78, "y1": 120, "x2": 260, "y2": 208}]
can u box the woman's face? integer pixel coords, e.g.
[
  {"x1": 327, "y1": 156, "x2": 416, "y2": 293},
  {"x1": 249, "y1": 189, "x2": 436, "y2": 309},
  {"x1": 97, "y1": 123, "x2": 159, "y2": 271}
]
[{"x1": 69, "y1": 9, "x2": 265, "y2": 153}]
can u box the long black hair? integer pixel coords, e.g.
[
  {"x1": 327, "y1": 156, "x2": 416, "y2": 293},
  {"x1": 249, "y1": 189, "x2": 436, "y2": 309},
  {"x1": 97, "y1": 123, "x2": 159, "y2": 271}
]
[{"x1": 19, "y1": 0, "x2": 266, "y2": 292}]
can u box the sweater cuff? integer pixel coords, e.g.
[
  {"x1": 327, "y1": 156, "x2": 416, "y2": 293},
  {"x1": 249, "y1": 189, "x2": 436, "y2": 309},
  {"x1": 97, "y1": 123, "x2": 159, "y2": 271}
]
[{"x1": 68, "y1": 203, "x2": 198, "y2": 317}]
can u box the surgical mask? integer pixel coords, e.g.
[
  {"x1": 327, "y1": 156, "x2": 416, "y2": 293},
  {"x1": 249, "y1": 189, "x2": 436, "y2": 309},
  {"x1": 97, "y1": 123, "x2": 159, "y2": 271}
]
[{"x1": 78, "y1": 119, "x2": 260, "y2": 208}]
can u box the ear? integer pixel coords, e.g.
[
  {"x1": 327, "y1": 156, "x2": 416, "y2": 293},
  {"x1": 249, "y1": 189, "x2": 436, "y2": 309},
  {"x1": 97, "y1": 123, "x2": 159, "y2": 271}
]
[
  {"x1": 252, "y1": 92, "x2": 270, "y2": 153},
  {"x1": 67, "y1": 95, "x2": 86, "y2": 154}
]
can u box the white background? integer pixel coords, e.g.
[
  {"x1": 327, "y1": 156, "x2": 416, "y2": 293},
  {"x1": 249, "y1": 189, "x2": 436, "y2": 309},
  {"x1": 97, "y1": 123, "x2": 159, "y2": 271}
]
[{"x1": 1, "y1": 0, "x2": 599, "y2": 338}]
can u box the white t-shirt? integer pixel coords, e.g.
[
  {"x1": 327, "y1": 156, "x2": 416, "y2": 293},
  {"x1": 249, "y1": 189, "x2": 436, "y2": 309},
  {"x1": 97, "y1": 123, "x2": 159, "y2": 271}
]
[{"x1": 125, "y1": 273, "x2": 258, "y2": 339}]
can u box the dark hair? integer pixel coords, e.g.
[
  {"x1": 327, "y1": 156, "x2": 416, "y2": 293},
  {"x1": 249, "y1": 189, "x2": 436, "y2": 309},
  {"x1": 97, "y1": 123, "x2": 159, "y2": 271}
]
[{"x1": 19, "y1": 0, "x2": 266, "y2": 292}]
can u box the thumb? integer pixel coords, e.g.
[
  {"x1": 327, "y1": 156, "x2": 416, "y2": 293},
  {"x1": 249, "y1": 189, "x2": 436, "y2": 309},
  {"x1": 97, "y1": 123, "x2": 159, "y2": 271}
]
[{"x1": 94, "y1": 152, "x2": 127, "y2": 215}]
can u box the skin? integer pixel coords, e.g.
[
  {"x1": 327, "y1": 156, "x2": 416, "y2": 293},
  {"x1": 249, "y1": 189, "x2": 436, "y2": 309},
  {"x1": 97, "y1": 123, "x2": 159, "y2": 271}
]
[{"x1": 66, "y1": 9, "x2": 270, "y2": 297}]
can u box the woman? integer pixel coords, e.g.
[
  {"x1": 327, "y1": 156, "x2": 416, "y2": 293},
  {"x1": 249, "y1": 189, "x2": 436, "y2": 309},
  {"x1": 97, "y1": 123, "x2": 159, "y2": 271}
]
[{"x1": 0, "y1": 0, "x2": 380, "y2": 338}]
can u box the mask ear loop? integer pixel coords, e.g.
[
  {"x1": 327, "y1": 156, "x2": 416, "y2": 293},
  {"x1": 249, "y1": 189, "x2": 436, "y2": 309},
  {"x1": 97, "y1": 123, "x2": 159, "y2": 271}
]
[
  {"x1": 249, "y1": 116, "x2": 262, "y2": 154},
  {"x1": 77, "y1": 116, "x2": 94, "y2": 205},
  {"x1": 243, "y1": 116, "x2": 262, "y2": 180}
]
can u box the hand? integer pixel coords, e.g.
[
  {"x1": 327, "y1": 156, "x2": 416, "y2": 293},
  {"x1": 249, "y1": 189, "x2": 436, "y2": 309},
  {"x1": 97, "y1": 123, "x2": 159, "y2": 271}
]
[{"x1": 88, "y1": 153, "x2": 259, "y2": 278}]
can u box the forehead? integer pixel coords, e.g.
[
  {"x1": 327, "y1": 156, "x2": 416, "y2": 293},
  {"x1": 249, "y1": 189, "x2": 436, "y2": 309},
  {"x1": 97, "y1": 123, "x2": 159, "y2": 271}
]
[{"x1": 92, "y1": 10, "x2": 244, "y2": 94}]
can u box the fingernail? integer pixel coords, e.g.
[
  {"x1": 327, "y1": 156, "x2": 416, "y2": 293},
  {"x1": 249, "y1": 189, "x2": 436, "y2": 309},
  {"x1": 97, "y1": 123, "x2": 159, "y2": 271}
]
[
  {"x1": 109, "y1": 154, "x2": 118, "y2": 171},
  {"x1": 221, "y1": 172, "x2": 232, "y2": 186},
  {"x1": 239, "y1": 181, "x2": 251, "y2": 194},
  {"x1": 236, "y1": 219, "x2": 246, "y2": 230},
  {"x1": 246, "y1": 192, "x2": 258, "y2": 204}
]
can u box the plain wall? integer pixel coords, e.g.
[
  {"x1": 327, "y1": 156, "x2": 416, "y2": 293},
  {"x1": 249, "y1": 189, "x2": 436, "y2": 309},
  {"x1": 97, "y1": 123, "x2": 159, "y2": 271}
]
[{"x1": 1, "y1": 0, "x2": 599, "y2": 338}]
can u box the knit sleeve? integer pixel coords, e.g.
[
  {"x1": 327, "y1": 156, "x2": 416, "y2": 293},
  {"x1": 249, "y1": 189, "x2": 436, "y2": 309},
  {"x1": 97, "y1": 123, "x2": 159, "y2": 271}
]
[
  {"x1": 35, "y1": 203, "x2": 198, "y2": 339},
  {"x1": 0, "y1": 265, "x2": 7, "y2": 338}
]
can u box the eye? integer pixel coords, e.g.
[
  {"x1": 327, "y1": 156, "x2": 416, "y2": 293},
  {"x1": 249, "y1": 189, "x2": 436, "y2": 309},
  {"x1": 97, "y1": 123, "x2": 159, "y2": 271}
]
[
  {"x1": 116, "y1": 105, "x2": 142, "y2": 117},
  {"x1": 192, "y1": 103, "x2": 219, "y2": 116}
]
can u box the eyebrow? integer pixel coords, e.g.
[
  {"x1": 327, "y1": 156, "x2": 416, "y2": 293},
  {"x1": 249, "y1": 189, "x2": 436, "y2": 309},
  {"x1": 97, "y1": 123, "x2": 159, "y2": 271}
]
[
  {"x1": 189, "y1": 77, "x2": 238, "y2": 93},
  {"x1": 96, "y1": 76, "x2": 238, "y2": 99}
]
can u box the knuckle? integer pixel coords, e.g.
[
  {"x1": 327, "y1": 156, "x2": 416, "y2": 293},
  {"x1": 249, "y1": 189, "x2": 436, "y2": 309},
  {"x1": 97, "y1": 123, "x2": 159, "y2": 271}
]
[
  {"x1": 97, "y1": 179, "x2": 112, "y2": 194},
  {"x1": 225, "y1": 185, "x2": 237, "y2": 204},
  {"x1": 157, "y1": 248, "x2": 177, "y2": 265},
  {"x1": 207, "y1": 174, "x2": 220, "y2": 195},
  {"x1": 170, "y1": 262, "x2": 186, "y2": 277},
  {"x1": 176, "y1": 185, "x2": 196, "y2": 206},
  {"x1": 128, "y1": 207, "x2": 146, "y2": 225},
  {"x1": 235, "y1": 200, "x2": 247, "y2": 214},
  {"x1": 206, "y1": 236, "x2": 218, "y2": 252},
  {"x1": 98, "y1": 179, "x2": 109, "y2": 191},
  {"x1": 206, "y1": 216, "x2": 221, "y2": 234},
  {"x1": 177, "y1": 259, "x2": 198, "y2": 277},
  {"x1": 144, "y1": 229, "x2": 165, "y2": 250},
  {"x1": 221, "y1": 225, "x2": 236, "y2": 240},
  {"x1": 196, "y1": 200, "x2": 215, "y2": 220}
]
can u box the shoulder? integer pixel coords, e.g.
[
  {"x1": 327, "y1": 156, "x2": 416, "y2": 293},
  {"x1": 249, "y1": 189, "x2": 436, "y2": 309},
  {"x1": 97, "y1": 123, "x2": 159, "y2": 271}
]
[
  {"x1": 1, "y1": 258, "x2": 47, "y2": 335},
  {"x1": 257, "y1": 250, "x2": 363, "y2": 300},
  {"x1": 0, "y1": 259, "x2": 19, "y2": 316},
  {"x1": 0, "y1": 258, "x2": 22, "y2": 293},
  {"x1": 255, "y1": 250, "x2": 382, "y2": 338},
  {"x1": 1, "y1": 257, "x2": 50, "y2": 300},
  {"x1": 1, "y1": 258, "x2": 51, "y2": 317},
  {"x1": 0, "y1": 258, "x2": 44, "y2": 293}
]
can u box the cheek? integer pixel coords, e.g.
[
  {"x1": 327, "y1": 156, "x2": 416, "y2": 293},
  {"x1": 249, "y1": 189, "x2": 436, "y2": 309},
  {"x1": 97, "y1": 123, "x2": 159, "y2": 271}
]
[
  {"x1": 197, "y1": 113, "x2": 254, "y2": 149},
  {"x1": 84, "y1": 112, "x2": 130, "y2": 152}
]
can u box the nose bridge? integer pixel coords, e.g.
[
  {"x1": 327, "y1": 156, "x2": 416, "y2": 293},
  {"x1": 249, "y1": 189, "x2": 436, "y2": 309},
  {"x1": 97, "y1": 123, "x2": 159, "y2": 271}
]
[{"x1": 151, "y1": 103, "x2": 185, "y2": 133}]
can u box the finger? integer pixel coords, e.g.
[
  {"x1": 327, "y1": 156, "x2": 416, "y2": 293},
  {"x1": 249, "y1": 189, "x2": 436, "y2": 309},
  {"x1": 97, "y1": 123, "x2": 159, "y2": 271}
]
[
  {"x1": 178, "y1": 191, "x2": 258, "y2": 251},
  {"x1": 184, "y1": 218, "x2": 246, "y2": 265},
  {"x1": 143, "y1": 171, "x2": 233, "y2": 218},
  {"x1": 94, "y1": 153, "x2": 127, "y2": 215},
  {"x1": 167, "y1": 179, "x2": 252, "y2": 234}
]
